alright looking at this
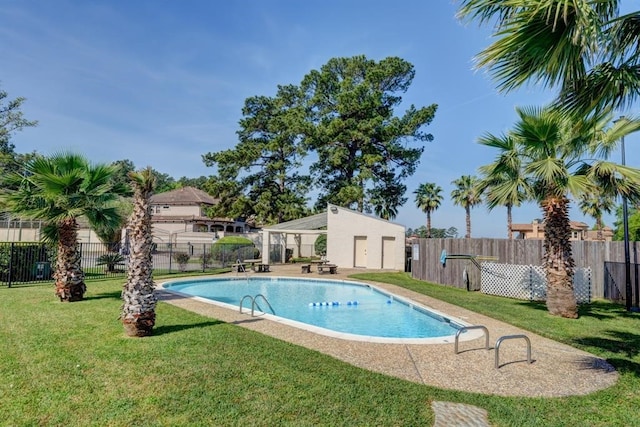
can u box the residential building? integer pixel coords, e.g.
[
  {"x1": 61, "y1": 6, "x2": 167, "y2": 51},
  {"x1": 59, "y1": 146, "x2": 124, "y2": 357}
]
[
  {"x1": 148, "y1": 186, "x2": 253, "y2": 245},
  {"x1": 511, "y1": 219, "x2": 613, "y2": 241}
]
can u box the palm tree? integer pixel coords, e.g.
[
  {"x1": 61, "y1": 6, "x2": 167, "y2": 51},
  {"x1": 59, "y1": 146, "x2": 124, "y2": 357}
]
[
  {"x1": 121, "y1": 167, "x2": 157, "y2": 337},
  {"x1": 414, "y1": 182, "x2": 443, "y2": 238},
  {"x1": 480, "y1": 105, "x2": 640, "y2": 318},
  {"x1": 451, "y1": 175, "x2": 483, "y2": 238},
  {"x1": 579, "y1": 192, "x2": 615, "y2": 240},
  {"x1": 0, "y1": 152, "x2": 127, "y2": 301},
  {"x1": 457, "y1": 0, "x2": 640, "y2": 119},
  {"x1": 478, "y1": 133, "x2": 530, "y2": 239}
]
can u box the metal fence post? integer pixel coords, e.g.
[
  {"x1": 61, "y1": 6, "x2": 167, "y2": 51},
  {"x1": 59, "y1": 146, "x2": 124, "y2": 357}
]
[
  {"x1": 7, "y1": 242, "x2": 14, "y2": 288},
  {"x1": 202, "y1": 244, "x2": 206, "y2": 272},
  {"x1": 169, "y1": 243, "x2": 173, "y2": 274}
]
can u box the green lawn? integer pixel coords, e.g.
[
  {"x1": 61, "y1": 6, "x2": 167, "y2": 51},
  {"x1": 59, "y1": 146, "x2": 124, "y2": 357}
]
[{"x1": 1, "y1": 272, "x2": 638, "y2": 426}]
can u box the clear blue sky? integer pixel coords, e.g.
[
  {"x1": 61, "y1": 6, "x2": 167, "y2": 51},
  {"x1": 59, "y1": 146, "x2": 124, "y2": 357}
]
[{"x1": 1, "y1": 0, "x2": 638, "y2": 236}]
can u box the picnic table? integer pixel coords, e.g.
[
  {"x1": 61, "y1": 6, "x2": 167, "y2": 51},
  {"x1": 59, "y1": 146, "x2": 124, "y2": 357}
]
[
  {"x1": 242, "y1": 259, "x2": 270, "y2": 273},
  {"x1": 317, "y1": 264, "x2": 338, "y2": 274}
]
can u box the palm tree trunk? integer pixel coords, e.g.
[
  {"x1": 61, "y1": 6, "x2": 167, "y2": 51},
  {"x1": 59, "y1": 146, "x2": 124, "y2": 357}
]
[
  {"x1": 53, "y1": 218, "x2": 86, "y2": 302},
  {"x1": 122, "y1": 172, "x2": 157, "y2": 337},
  {"x1": 426, "y1": 212, "x2": 432, "y2": 238},
  {"x1": 596, "y1": 217, "x2": 603, "y2": 240},
  {"x1": 465, "y1": 206, "x2": 471, "y2": 238},
  {"x1": 507, "y1": 204, "x2": 513, "y2": 239},
  {"x1": 541, "y1": 196, "x2": 577, "y2": 318}
]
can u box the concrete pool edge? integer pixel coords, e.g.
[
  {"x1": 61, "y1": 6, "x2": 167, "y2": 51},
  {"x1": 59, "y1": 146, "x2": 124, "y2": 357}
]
[
  {"x1": 158, "y1": 276, "x2": 485, "y2": 345},
  {"x1": 154, "y1": 267, "x2": 618, "y2": 398}
]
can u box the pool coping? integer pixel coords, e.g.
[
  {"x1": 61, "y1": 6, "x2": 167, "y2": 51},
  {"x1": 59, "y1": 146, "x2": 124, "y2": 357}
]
[{"x1": 156, "y1": 266, "x2": 619, "y2": 397}]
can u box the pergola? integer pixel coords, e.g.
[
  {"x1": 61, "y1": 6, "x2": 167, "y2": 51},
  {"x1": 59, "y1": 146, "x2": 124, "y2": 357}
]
[{"x1": 260, "y1": 212, "x2": 328, "y2": 264}]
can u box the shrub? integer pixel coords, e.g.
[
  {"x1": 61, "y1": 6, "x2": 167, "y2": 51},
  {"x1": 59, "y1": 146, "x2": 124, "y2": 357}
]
[
  {"x1": 96, "y1": 253, "x2": 125, "y2": 273},
  {"x1": 314, "y1": 234, "x2": 327, "y2": 256},
  {"x1": 199, "y1": 252, "x2": 213, "y2": 268},
  {"x1": 211, "y1": 236, "x2": 255, "y2": 265},
  {"x1": 173, "y1": 252, "x2": 191, "y2": 272}
]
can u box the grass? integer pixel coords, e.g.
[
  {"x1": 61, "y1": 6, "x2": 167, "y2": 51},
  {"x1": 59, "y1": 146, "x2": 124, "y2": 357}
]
[{"x1": 1, "y1": 272, "x2": 639, "y2": 426}]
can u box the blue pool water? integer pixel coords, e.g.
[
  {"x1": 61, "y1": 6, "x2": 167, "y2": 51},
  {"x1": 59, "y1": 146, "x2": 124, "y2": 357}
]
[{"x1": 163, "y1": 277, "x2": 466, "y2": 342}]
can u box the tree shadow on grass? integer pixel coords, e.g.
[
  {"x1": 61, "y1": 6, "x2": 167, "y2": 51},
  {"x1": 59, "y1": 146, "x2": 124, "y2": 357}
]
[
  {"x1": 514, "y1": 300, "x2": 547, "y2": 312},
  {"x1": 574, "y1": 330, "x2": 640, "y2": 360},
  {"x1": 577, "y1": 301, "x2": 630, "y2": 320},
  {"x1": 86, "y1": 291, "x2": 122, "y2": 300},
  {"x1": 153, "y1": 320, "x2": 224, "y2": 336},
  {"x1": 605, "y1": 357, "x2": 640, "y2": 377},
  {"x1": 514, "y1": 300, "x2": 625, "y2": 320}
]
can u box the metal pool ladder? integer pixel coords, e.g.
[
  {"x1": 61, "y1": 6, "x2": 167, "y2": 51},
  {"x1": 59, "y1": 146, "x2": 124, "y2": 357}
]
[{"x1": 239, "y1": 294, "x2": 275, "y2": 317}]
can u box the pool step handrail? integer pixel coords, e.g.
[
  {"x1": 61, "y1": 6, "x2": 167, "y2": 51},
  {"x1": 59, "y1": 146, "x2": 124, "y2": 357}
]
[
  {"x1": 235, "y1": 258, "x2": 248, "y2": 277},
  {"x1": 239, "y1": 293, "x2": 276, "y2": 317},
  {"x1": 495, "y1": 334, "x2": 532, "y2": 369},
  {"x1": 454, "y1": 325, "x2": 490, "y2": 354}
]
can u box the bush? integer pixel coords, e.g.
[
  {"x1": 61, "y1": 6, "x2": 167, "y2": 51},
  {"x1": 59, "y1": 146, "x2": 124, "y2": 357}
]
[
  {"x1": 173, "y1": 252, "x2": 191, "y2": 272},
  {"x1": 315, "y1": 234, "x2": 327, "y2": 256},
  {"x1": 96, "y1": 253, "x2": 125, "y2": 272},
  {"x1": 211, "y1": 236, "x2": 255, "y2": 265},
  {"x1": 199, "y1": 252, "x2": 213, "y2": 268}
]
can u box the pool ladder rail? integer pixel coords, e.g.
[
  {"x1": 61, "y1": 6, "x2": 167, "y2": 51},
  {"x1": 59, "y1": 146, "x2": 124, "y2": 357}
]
[
  {"x1": 454, "y1": 325, "x2": 533, "y2": 369},
  {"x1": 239, "y1": 294, "x2": 276, "y2": 317}
]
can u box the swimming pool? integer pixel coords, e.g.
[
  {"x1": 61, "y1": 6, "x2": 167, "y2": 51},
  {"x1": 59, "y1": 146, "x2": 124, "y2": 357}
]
[{"x1": 161, "y1": 276, "x2": 474, "y2": 344}]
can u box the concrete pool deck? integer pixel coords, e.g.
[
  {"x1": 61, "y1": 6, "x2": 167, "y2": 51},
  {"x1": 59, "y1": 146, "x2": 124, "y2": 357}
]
[{"x1": 157, "y1": 264, "x2": 618, "y2": 398}]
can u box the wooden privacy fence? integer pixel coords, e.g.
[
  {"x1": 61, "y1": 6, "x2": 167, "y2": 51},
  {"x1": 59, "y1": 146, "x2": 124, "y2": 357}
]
[{"x1": 410, "y1": 238, "x2": 638, "y2": 300}]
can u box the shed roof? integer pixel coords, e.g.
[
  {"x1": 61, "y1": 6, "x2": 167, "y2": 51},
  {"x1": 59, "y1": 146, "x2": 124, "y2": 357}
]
[{"x1": 264, "y1": 212, "x2": 327, "y2": 231}]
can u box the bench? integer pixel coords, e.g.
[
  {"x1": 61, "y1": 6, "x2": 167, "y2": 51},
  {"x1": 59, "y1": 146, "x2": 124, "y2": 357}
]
[
  {"x1": 257, "y1": 263, "x2": 270, "y2": 273},
  {"x1": 301, "y1": 264, "x2": 311, "y2": 274},
  {"x1": 317, "y1": 264, "x2": 337, "y2": 274}
]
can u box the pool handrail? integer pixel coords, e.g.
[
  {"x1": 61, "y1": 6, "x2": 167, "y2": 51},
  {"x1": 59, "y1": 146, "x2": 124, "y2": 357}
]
[
  {"x1": 239, "y1": 293, "x2": 276, "y2": 317},
  {"x1": 454, "y1": 325, "x2": 490, "y2": 354}
]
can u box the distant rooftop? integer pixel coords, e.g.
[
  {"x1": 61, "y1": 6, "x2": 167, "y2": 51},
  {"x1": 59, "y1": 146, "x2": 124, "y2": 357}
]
[{"x1": 150, "y1": 186, "x2": 218, "y2": 205}]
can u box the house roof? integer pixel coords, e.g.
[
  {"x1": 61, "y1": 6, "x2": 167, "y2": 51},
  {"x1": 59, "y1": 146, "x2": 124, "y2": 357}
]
[
  {"x1": 511, "y1": 220, "x2": 591, "y2": 232},
  {"x1": 264, "y1": 212, "x2": 328, "y2": 231},
  {"x1": 150, "y1": 186, "x2": 218, "y2": 205},
  {"x1": 510, "y1": 223, "x2": 535, "y2": 232}
]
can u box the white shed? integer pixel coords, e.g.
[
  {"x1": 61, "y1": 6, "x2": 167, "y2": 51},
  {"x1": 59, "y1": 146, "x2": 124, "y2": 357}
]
[
  {"x1": 261, "y1": 204, "x2": 405, "y2": 271},
  {"x1": 326, "y1": 205, "x2": 405, "y2": 270}
]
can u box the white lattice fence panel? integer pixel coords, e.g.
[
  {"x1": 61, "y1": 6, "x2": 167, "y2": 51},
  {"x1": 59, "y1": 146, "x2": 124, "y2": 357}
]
[
  {"x1": 479, "y1": 263, "x2": 532, "y2": 299},
  {"x1": 573, "y1": 267, "x2": 592, "y2": 304},
  {"x1": 480, "y1": 262, "x2": 591, "y2": 303}
]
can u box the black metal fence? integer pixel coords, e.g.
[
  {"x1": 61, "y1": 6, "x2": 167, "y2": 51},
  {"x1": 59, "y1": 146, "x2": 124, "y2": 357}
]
[{"x1": 0, "y1": 241, "x2": 260, "y2": 287}]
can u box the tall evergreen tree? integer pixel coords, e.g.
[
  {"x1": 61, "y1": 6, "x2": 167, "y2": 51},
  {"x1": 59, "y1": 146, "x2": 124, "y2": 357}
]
[
  {"x1": 301, "y1": 55, "x2": 437, "y2": 212},
  {"x1": 203, "y1": 84, "x2": 311, "y2": 224},
  {"x1": 0, "y1": 87, "x2": 37, "y2": 155},
  {"x1": 0, "y1": 88, "x2": 38, "y2": 185}
]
